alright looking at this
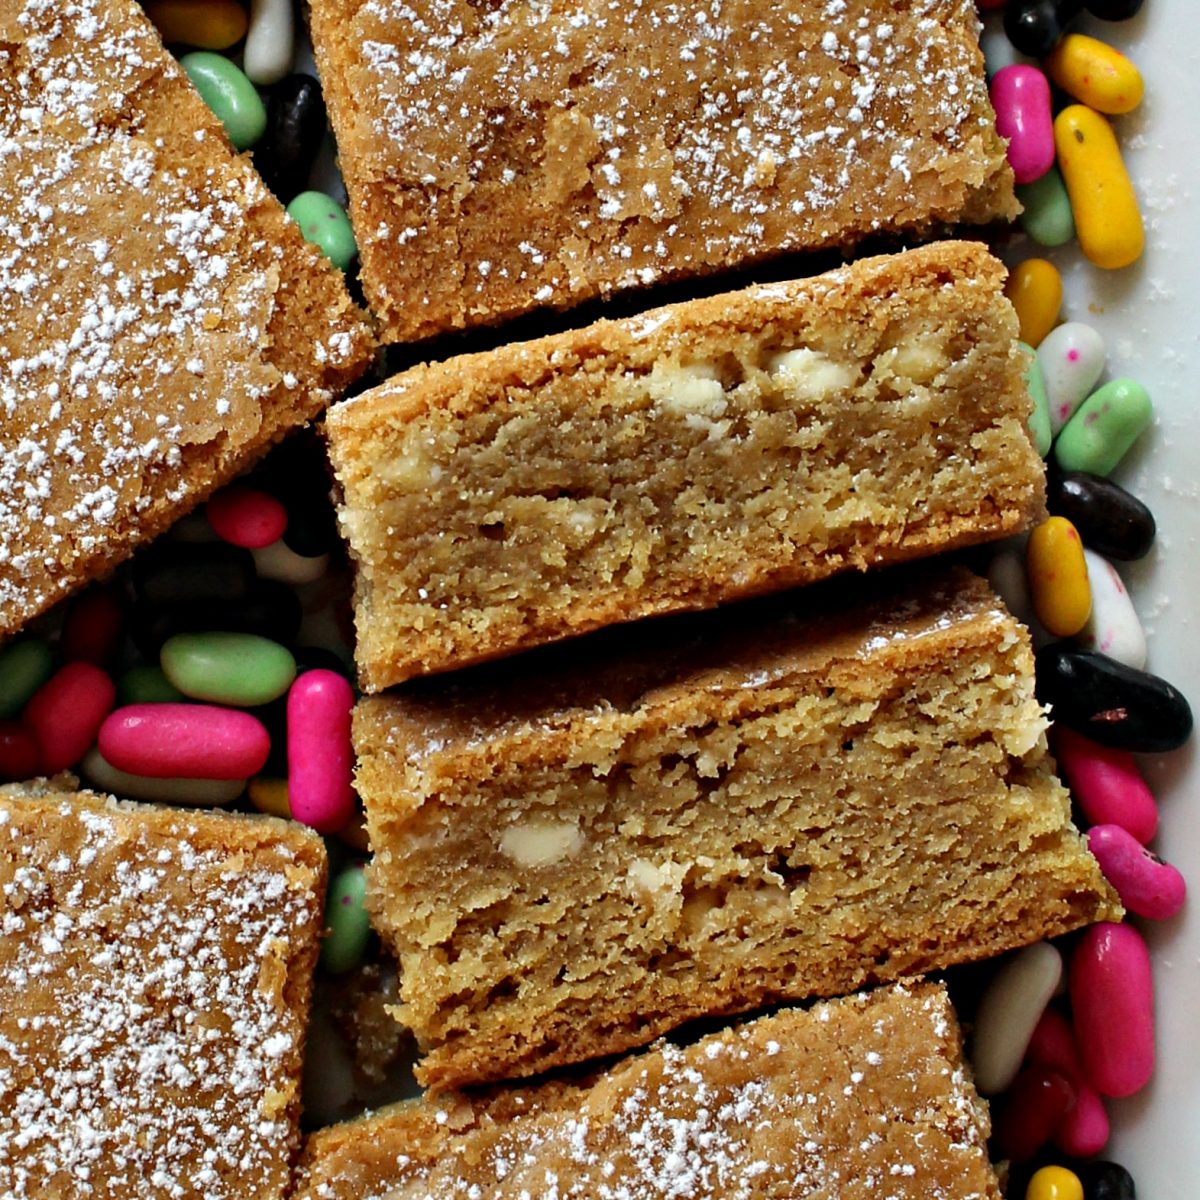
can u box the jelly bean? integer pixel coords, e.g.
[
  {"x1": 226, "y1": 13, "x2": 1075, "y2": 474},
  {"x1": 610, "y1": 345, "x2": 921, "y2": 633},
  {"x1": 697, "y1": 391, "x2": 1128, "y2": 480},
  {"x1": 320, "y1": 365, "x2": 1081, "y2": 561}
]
[
  {"x1": 1070, "y1": 922, "x2": 1154, "y2": 1097},
  {"x1": 0, "y1": 638, "x2": 53, "y2": 719},
  {"x1": 1077, "y1": 1161, "x2": 1136, "y2": 1200},
  {"x1": 1047, "y1": 471, "x2": 1155, "y2": 561},
  {"x1": 1008, "y1": 260, "x2": 1062, "y2": 349},
  {"x1": 1004, "y1": 0, "x2": 1083, "y2": 58},
  {"x1": 1027, "y1": 516, "x2": 1092, "y2": 638},
  {"x1": 1087, "y1": 824, "x2": 1186, "y2": 920},
  {"x1": 244, "y1": 0, "x2": 294, "y2": 86},
  {"x1": 254, "y1": 75, "x2": 327, "y2": 203},
  {"x1": 1055, "y1": 379, "x2": 1153, "y2": 478},
  {"x1": 23, "y1": 662, "x2": 116, "y2": 774},
  {"x1": 0, "y1": 721, "x2": 40, "y2": 782},
  {"x1": 1017, "y1": 166, "x2": 1077, "y2": 248},
  {"x1": 1026, "y1": 1005, "x2": 1082, "y2": 1076},
  {"x1": 161, "y1": 631, "x2": 296, "y2": 707},
  {"x1": 1057, "y1": 1083, "x2": 1111, "y2": 1157},
  {"x1": 1053, "y1": 727, "x2": 1158, "y2": 842},
  {"x1": 99, "y1": 703, "x2": 271, "y2": 780},
  {"x1": 978, "y1": 0, "x2": 1008, "y2": 8},
  {"x1": 1036, "y1": 647, "x2": 1192, "y2": 752},
  {"x1": 60, "y1": 584, "x2": 124, "y2": 668},
  {"x1": 254, "y1": 540, "x2": 330, "y2": 585},
  {"x1": 980, "y1": 13, "x2": 1033, "y2": 77},
  {"x1": 282, "y1": 494, "x2": 339, "y2": 558},
  {"x1": 81, "y1": 747, "x2": 244, "y2": 807},
  {"x1": 1037, "y1": 322, "x2": 1105, "y2": 436},
  {"x1": 1055, "y1": 105, "x2": 1143, "y2": 270},
  {"x1": 180, "y1": 51, "x2": 267, "y2": 150},
  {"x1": 320, "y1": 863, "x2": 372, "y2": 975},
  {"x1": 1026, "y1": 1166, "x2": 1084, "y2": 1200},
  {"x1": 287, "y1": 669, "x2": 356, "y2": 833},
  {"x1": 971, "y1": 941, "x2": 1062, "y2": 1093},
  {"x1": 989, "y1": 547, "x2": 1041, "y2": 631},
  {"x1": 991, "y1": 66, "x2": 1055, "y2": 184},
  {"x1": 1077, "y1": 549, "x2": 1145, "y2": 669},
  {"x1": 116, "y1": 664, "x2": 187, "y2": 707},
  {"x1": 994, "y1": 1064, "x2": 1076, "y2": 1161},
  {"x1": 1084, "y1": 0, "x2": 1143, "y2": 17},
  {"x1": 1023, "y1": 343, "x2": 1053, "y2": 456},
  {"x1": 134, "y1": 542, "x2": 256, "y2": 608},
  {"x1": 1046, "y1": 34, "x2": 1143, "y2": 115},
  {"x1": 144, "y1": 0, "x2": 248, "y2": 50},
  {"x1": 286, "y1": 191, "x2": 358, "y2": 271},
  {"x1": 248, "y1": 775, "x2": 291, "y2": 819},
  {"x1": 207, "y1": 485, "x2": 288, "y2": 549}
]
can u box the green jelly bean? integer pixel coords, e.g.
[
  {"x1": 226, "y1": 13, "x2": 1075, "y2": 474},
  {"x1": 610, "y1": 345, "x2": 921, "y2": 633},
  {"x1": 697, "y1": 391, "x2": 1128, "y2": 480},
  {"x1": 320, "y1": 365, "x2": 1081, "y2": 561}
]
[
  {"x1": 116, "y1": 664, "x2": 186, "y2": 706},
  {"x1": 1021, "y1": 341, "x2": 1053, "y2": 457},
  {"x1": 1054, "y1": 378, "x2": 1153, "y2": 477},
  {"x1": 161, "y1": 631, "x2": 296, "y2": 706},
  {"x1": 320, "y1": 862, "x2": 371, "y2": 975},
  {"x1": 180, "y1": 51, "x2": 267, "y2": 150},
  {"x1": 1017, "y1": 165, "x2": 1076, "y2": 248},
  {"x1": 286, "y1": 191, "x2": 358, "y2": 271},
  {"x1": 0, "y1": 638, "x2": 53, "y2": 719}
]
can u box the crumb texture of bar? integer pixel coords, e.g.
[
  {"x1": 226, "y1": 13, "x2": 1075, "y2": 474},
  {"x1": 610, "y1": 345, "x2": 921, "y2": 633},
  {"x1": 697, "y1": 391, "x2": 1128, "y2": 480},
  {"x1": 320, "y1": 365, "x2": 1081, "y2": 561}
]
[
  {"x1": 308, "y1": 0, "x2": 1016, "y2": 341},
  {"x1": 0, "y1": 783, "x2": 327, "y2": 1200},
  {"x1": 327, "y1": 243, "x2": 1044, "y2": 690},
  {"x1": 0, "y1": 0, "x2": 375, "y2": 639},
  {"x1": 356, "y1": 568, "x2": 1119, "y2": 1090},
  {"x1": 292, "y1": 983, "x2": 1003, "y2": 1200}
]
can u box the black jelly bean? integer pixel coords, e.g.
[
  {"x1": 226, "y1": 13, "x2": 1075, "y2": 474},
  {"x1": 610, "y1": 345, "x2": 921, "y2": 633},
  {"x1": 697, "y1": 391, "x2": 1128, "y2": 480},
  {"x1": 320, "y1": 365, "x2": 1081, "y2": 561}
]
[
  {"x1": 254, "y1": 75, "x2": 327, "y2": 204},
  {"x1": 1084, "y1": 0, "x2": 1144, "y2": 19},
  {"x1": 1036, "y1": 646, "x2": 1193, "y2": 752},
  {"x1": 294, "y1": 645, "x2": 354, "y2": 679},
  {"x1": 1078, "y1": 1160, "x2": 1136, "y2": 1200},
  {"x1": 133, "y1": 543, "x2": 256, "y2": 607},
  {"x1": 1004, "y1": 0, "x2": 1083, "y2": 57},
  {"x1": 1047, "y1": 471, "x2": 1156, "y2": 561}
]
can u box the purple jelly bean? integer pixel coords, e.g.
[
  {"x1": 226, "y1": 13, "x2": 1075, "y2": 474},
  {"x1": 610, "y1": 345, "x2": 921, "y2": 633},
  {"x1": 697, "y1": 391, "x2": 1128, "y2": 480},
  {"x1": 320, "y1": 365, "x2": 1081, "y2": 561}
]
[
  {"x1": 1087, "y1": 824, "x2": 1186, "y2": 920},
  {"x1": 1053, "y1": 726, "x2": 1158, "y2": 843},
  {"x1": 287, "y1": 669, "x2": 356, "y2": 834},
  {"x1": 991, "y1": 64, "x2": 1055, "y2": 185},
  {"x1": 98, "y1": 703, "x2": 269, "y2": 780},
  {"x1": 1070, "y1": 922, "x2": 1155, "y2": 1098}
]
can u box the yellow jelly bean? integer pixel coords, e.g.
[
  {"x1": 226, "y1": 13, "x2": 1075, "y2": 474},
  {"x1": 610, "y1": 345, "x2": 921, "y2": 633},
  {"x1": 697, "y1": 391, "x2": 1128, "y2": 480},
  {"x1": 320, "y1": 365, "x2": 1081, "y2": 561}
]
[
  {"x1": 144, "y1": 0, "x2": 248, "y2": 51},
  {"x1": 1054, "y1": 105, "x2": 1144, "y2": 271},
  {"x1": 1027, "y1": 516, "x2": 1092, "y2": 638},
  {"x1": 248, "y1": 775, "x2": 291, "y2": 819},
  {"x1": 1046, "y1": 34, "x2": 1144, "y2": 116},
  {"x1": 1005, "y1": 259, "x2": 1063, "y2": 348},
  {"x1": 1025, "y1": 1165, "x2": 1084, "y2": 1200}
]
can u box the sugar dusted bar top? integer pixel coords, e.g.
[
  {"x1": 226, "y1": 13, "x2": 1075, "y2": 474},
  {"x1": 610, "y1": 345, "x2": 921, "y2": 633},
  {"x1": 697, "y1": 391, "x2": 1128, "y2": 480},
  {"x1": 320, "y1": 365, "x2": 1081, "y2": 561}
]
[
  {"x1": 327, "y1": 242, "x2": 1045, "y2": 690},
  {"x1": 0, "y1": 0, "x2": 375, "y2": 639},
  {"x1": 292, "y1": 983, "x2": 1003, "y2": 1200},
  {"x1": 0, "y1": 782, "x2": 327, "y2": 1200},
  {"x1": 308, "y1": 0, "x2": 1017, "y2": 341}
]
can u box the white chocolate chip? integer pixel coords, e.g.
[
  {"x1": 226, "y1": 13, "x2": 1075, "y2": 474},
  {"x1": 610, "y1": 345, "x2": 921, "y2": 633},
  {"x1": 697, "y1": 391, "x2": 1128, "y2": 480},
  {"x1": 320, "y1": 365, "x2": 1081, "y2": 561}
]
[
  {"x1": 499, "y1": 820, "x2": 584, "y2": 868},
  {"x1": 768, "y1": 348, "x2": 857, "y2": 399}
]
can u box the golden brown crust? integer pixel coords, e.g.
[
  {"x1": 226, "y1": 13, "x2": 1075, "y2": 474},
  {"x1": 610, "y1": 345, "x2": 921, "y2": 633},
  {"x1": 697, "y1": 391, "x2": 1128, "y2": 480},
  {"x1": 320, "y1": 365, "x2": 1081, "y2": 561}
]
[
  {"x1": 0, "y1": 0, "x2": 376, "y2": 640},
  {"x1": 292, "y1": 983, "x2": 1003, "y2": 1200},
  {"x1": 327, "y1": 242, "x2": 1045, "y2": 690},
  {"x1": 308, "y1": 0, "x2": 1017, "y2": 342},
  {"x1": 0, "y1": 783, "x2": 327, "y2": 1200}
]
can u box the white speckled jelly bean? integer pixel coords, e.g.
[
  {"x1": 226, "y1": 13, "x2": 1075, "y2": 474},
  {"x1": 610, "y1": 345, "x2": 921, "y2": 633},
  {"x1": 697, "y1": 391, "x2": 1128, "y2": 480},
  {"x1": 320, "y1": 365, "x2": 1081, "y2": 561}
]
[
  {"x1": 243, "y1": 0, "x2": 294, "y2": 86},
  {"x1": 1077, "y1": 549, "x2": 1146, "y2": 669},
  {"x1": 1037, "y1": 322, "x2": 1106, "y2": 436},
  {"x1": 253, "y1": 539, "x2": 330, "y2": 585},
  {"x1": 971, "y1": 941, "x2": 1063, "y2": 1094},
  {"x1": 1087, "y1": 824, "x2": 1187, "y2": 920}
]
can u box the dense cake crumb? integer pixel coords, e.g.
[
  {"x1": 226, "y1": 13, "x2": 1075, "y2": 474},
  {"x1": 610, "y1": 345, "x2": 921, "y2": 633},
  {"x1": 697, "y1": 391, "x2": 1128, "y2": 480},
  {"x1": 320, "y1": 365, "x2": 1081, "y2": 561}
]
[{"x1": 0, "y1": 0, "x2": 374, "y2": 639}]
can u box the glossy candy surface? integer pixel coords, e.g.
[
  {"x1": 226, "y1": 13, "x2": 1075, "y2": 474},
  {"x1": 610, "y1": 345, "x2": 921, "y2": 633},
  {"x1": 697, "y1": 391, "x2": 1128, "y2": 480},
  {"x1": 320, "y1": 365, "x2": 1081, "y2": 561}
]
[
  {"x1": 1007, "y1": 259, "x2": 1062, "y2": 348},
  {"x1": 255, "y1": 74, "x2": 327, "y2": 203},
  {"x1": 286, "y1": 191, "x2": 358, "y2": 271},
  {"x1": 144, "y1": 0, "x2": 247, "y2": 49},
  {"x1": 253, "y1": 540, "x2": 329, "y2": 585},
  {"x1": 244, "y1": 0, "x2": 294, "y2": 86},
  {"x1": 1087, "y1": 824, "x2": 1186, "y2": 919},
  {"x1": 23, "y1": 662, "x2": 116, "y2": 774},
  {"x1": 1024, "y1": 343, "x2": 1053, "y2": 456},
  {"x1": 98, "y1": 703, "x2": 271, "y2": 779},
  {"x1": 1004, "y1": 0, "x2": 1083, "y2": 58},
  {"x1": 320, "y1": 863, "x2": 372, "y2": 975},
  {"x1": 1026, "y1": 1007, "x2": 1112, "y2": 1157},
  {"x1": 161, "y1": 631, "x2": 297, "y2": 707},
  {"x1": 1026, "y1": 1166, "x2": 1085, "y2": 1200},
  {"x1": 207, "y1": 485, "x2": 288, "y2": 550},
  {"x1": 1018, "y1": 166, "x2": 1077, "y2": 247},
  {"x1": 1046, "y1": 33, "x2": 1144, "y2": 114},
  {"x1": 180, "y1": 51, "x2": 267, "y2": 150},
  {"x1": 115, "y1": 664, "x2": 186, "y2": 706},
  {"x1": 994, "y1": 1065, "x2": 1077, "y2": 1160},
  {"x1": 248, "y1": 775, "x2": 292, "y2": 819},
  {"x1": 82, "y1": 746, "x2": 245, "y2": 807},
  {"x1": 60, "y1": 585, "x2": 124, "y2": 667},
  {"x1": 1047, "y1": 471, "x2": 1155, "y2": 560},
  {"x1": 1027, "y1": 516, "x2": 1092, "y2": 637},
  {"x1": 992, "y1": 65, "x2": 1056, "y2": 184},
  {"x1": 1078, "y1": 549, "x2": 1146, "y2": 669},
  {"x1": 1038, "y1": 322, "x2": 1106, "y2": 436},
  {"x1": 287, "y1": 670, "x2": 356, "y2": 833},
  {"x1": 0, "y1": 722, "x2": 40, "y2": 783},
  {"x1": 0, "y1": 638, "x2": 53, "y2": 720},
  {"x1": 1076, "y1": 1161, "x2": 1136, "y2": 1200},
  {"x1": 1055, "y1": 379, "x2": 1152, "y2": 477},
  {"x1": 1053, "y1": 726, "x2": 1158, "y2": 842}
]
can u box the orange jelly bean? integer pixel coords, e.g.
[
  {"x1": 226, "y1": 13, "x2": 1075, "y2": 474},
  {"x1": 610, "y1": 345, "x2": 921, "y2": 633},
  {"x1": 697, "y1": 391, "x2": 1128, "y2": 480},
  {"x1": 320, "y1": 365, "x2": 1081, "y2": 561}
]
[
  {"x1": 144, "y1": 0, "x2": 248, "y2": 51},
  {"x1": 1006, "y1": 259, "x2": 1063, "y2": 348},
  {"x1": 1027, "y1": 516, "x2": 1093, "y2": 638}
]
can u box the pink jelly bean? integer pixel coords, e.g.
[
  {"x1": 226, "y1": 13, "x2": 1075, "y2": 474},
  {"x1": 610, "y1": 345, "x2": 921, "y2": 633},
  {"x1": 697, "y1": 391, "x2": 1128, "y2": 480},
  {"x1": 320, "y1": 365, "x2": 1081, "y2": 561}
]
[
  {"x1": 206, "y1": 485, "x2": 288, "y2": 550},
  {"x1": 23, "y1": 662, "x2": 116, "y2": 773},
  {"x1": 287, "y1": 669, "x2": 355, "y2": 834},
  {"x1": 98, "y1": 703, "x2": 269, "y2": 780},
  {"x1": 991, "y1": 64, "x2": 1055, "y2": 184},
  {"x1": 993, "y1": 1065, "x2": 1076, "y2": 1161},
  {"x1": 1024, "y1": 1008, "x2": 1111, "y2": 1157},
  {"x1": 1087, "y1": 824, "x2": 1186, "y2": 920},
  {"x1": 1053, "y1": 726, "x2": 1158, "y2": 843},
  {"x1": 1070, "y1": 922, "x2": 1155, "y2": 1098},
  {"x1": 61, "y1": 583, "x2": 125, "y2": 667}
]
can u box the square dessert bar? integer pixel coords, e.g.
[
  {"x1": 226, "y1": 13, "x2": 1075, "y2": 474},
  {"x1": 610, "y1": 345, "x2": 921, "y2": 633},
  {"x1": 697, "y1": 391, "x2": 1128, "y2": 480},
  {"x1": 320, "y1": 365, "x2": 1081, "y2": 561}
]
[
  {"x1": 327, "y1": 241, "x2": 1045, "y2": 690},
  {"x1": 355, "y1": 567, "x2": 1120, "y2": 1091},
  {"x1": 0, "y1": 782, "x2": 327, "y2": 1200},
  {"x1": 292, "y1": 983, "x2": 1003, "y2": 1200},
  {"x1": 0, "y1": 0, "x2": 375, "y2": 639},
  {"x1": 309, "y1": 0, "x2": 1017, "y2": 341}
]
